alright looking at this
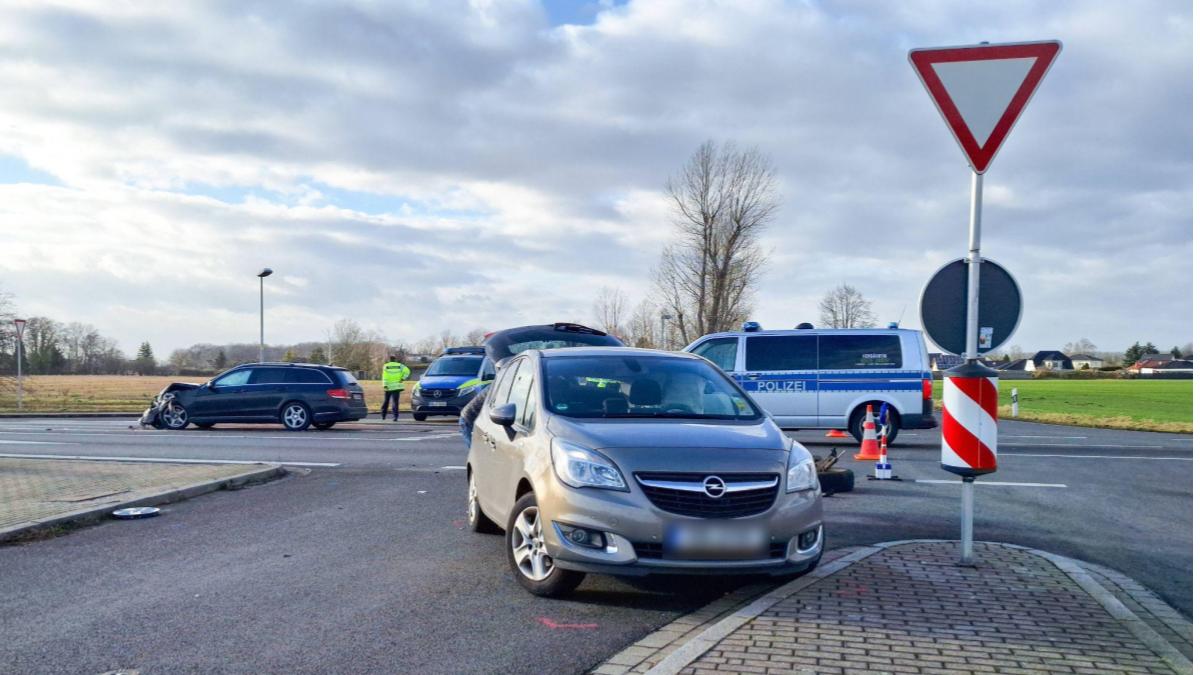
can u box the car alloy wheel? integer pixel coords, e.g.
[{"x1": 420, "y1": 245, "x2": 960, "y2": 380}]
[
  {"x1": 282, "y1": 404, "x2": 309, "y2": 430},
  {"x1": 161, "y1": 403, "x2": 188, "y2": 430},
  {"x1": 510, "y1": 505, "x2": 553, "y2": 581},
  {"x1": 468, "y1": 474, "x2": 481, "y2": 524}
]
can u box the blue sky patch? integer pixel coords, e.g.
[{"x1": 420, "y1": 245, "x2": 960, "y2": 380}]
[{"x1": 0, "y1": 155, "x2": 62, "y2": 186}]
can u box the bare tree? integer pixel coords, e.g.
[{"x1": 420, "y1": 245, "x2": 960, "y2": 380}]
[
  {"x1": 818, "y1": 284, "x2": 877, "y2": 329},
  {"x1": 1062, "y1": 338, "x2": 1097, "y2": 355},
  {"x1": 624, "y1": 298, "x2": 662, "y2": 349},
  {"x1": 465, "y1": 328, "x2": 488, "y2": 346},
  {"x1": 655, "y1": 141, "x2": 778, "y2": 346},
  {"x1": 593, "y1": 287, "x2": 630, "y2": 337}
]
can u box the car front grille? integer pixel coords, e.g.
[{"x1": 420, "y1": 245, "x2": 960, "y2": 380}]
[
  {"x1": 419, "y1": 388, "x2": 459, "y2": 399},
  {"x1": 634, "y1": 472, "x2": 779, "y2": 519},
  {"x1": 632, "y1": 541, "x2": 788, "y2": 560}
]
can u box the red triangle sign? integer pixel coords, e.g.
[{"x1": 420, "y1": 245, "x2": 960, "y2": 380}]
[{"x1": 910, "y1": 41, "x2": 1061, "y2": 173}]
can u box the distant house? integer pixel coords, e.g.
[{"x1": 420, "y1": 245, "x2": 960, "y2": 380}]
[
  {"x1": 1030, "y1": 351, "x2": 1073, "y2": 370},
  {"x1": 1133, "y1": 357, "x2": 1192, "y2": 374},
  {"x1": 929, "y1": 353, "x2": 965, "y2": 371},
  {"x1": 1069, "y1": 353, "x2": 1104, "y2": 370},
  {"x1": 1128, "y1": 354, "x2": 1172, "y2": 372},
  {"x1": 995, "y1": 359, "x2": 1031, "y2": 372}
]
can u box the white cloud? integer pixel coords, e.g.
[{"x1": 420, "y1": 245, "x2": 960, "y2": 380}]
[{"x1": 0, "y1": 0, "x2": 1190, "y2": 356}]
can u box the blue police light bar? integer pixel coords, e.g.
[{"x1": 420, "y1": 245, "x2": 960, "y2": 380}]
[{"x1": 742, "y1": 321, "x2": 761, "y2": 332}]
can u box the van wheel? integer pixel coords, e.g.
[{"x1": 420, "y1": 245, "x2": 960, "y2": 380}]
[
  {"x1": 506, "y1": 493, "x2": 585, "y2": 597},
  {"x1": 849, "y1": 405, "x2": 900, "y2": 445},
  {"x1": 467, "y1": 471, "x2": 502, "y2": 534},
  {"x1": 412, "y1": 413, "x2": 427, "y2": 422},
  {"x1": 281, "y1": 402, "x2": 312, "y2": 431}
]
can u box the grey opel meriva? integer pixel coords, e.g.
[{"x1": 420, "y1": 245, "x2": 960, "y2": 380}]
[{"x1": 466, "y1": 347, "x2": 824, "y2": 597}]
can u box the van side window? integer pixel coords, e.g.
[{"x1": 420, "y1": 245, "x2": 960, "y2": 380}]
[
  {"x1": 692, "y1": 338, "x2": 738, "y2": 371},
  {"x1": 820, "y1": 335, "x2": 902, "y2": 369},
  {"x1": 745, "y1": 336, "x2": 818, "y2": 371}
]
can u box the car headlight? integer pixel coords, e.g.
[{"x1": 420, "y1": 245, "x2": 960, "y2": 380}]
[
  {"x1": 551, "y1": 438, "x2": 627, "y2": 491},
  {"x1": 786, "y1": 440, "x2": 819, "y2": 493},
  {"x1": 458, "y1": 384, "x2": 481, "y2": 397}
]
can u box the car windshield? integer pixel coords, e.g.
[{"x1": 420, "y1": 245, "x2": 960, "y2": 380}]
[
  {"x1": 427, "y1": 356, "x2": 483, "y2": 376},
  {"x1": 542, "y1": 355, "x2": 761, "y2": 420}
]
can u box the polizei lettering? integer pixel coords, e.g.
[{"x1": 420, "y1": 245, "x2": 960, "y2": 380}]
[{"x1": 755, "y1": 380, "x2": 806, "y2": 393}]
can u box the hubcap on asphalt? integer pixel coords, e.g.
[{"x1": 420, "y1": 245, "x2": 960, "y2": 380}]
[
  {"x1": 511, "y1": 506, "x2": 553, "y2": 581},
  {"x1": 468, "y1": 476, "x2": 478, "y2": 523},
  {"x1": 284, "y1": 406, "x2": 306, "y2": 428}
]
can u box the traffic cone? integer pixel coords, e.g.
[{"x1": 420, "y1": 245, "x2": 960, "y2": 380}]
[
  {"x1": 854, "y1": 405, "x2": 881, "y2": 461},
  {"x1": 825, "y1": 429, "x2": 850, "y2": 438},
  {"x1": 873, "y1": 433, "x2": 892, "y2": 479}
]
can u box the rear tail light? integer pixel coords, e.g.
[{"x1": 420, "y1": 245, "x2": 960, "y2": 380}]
[
  {"x1": 327, "y1": 388, "x2": 350, "y2": 399},
  {"x1": 922, "y1": 379, "x2": 933, "y2": 400}
]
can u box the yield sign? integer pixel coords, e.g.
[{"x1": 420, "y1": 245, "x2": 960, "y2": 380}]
[{"x1": 910, "y1": 41, "x2": 1061, "y2": 173}]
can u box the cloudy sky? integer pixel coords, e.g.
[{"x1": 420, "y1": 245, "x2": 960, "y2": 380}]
[{"x1": 0, "y1": 0, "x2": 1191, "y2": 357}]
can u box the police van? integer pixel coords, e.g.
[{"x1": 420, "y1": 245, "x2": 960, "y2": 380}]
[{"x1": 684, "y1": 324, "x2": 936, "y2": 443}]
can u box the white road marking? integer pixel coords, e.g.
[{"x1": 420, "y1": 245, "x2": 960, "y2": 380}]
[
  {"x1": 0, "y1": 430, "x2": 434, "y2": 443},
  {"x1": 440, "y1": 465, "x2": 467, "y2": 470},
  {"x1": 1007, "y1": 443, "x2": 1165, "y2": 449},
  {"x1": 1002, "y1": 435, "x2": 1087, "y2": 440},
  {"x1": 0, "y1": 439, "x2": 77, "y2": 445},
  {"x1": 917, "y1": 479, "x2": 1067, "y2": 488},
  {"x1": 0, "y1": 452, "x2": 340, "y2": 467},
  {"x1": 1005, "y1": 453, "x2": 1192, "y2": 461},
  {"x1": 395, "y1": 433, "x2": 461, "y2": 441}
]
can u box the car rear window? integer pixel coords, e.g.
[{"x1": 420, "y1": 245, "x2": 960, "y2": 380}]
[
  {"x1": 819, "y1": 335, "x2": 903, "y2": 369},
  {"x1": 286, "y1": 368, "x2": 332, "y2": 384},
  {"x1": 335, "y1": 370, "x2": 359, "y2": 386},
  {"x1": 745, "y1": 335, "x2": 818, "y2": 371}
]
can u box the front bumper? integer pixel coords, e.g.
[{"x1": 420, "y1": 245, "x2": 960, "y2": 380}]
[
  {"x1": 539, "y1": 482, "x2": 823, "y2": 576},
  {"x1": 412, "y1": 390, "x2": 477, "y2": 415}
]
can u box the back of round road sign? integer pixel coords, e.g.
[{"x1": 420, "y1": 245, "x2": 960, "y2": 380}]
[{"x1": 920, "y1": 258, "x2": 1022, "y2": 356}]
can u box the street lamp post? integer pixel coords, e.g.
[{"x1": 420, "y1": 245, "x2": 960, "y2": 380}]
[
  {"x1": 13, "y1": 318, "x2": 25, "y2": 411},
  {"x1": 659, "y1": 311, "x2": 671, "y2": 350},
  {"x1": 257, "y1": 268, "x2": 273, "y2": 363}
]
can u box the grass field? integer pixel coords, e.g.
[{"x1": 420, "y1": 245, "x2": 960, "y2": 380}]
[
  {"x1": 0, "y1": 375, "x2": 418, "y2": 414},
  {"x1": 933, "y1": 379, "x2": 1193, "y2": 433},
  {"x1": 1, "y1": 376, "x2": 1191, "y2": 433}
]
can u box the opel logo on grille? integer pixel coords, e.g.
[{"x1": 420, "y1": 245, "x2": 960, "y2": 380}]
[
  {"x1": 432, "y1": 390, "x2": 442, "y2": 398},
  {"x1": 702, "y1": 475, "x2": 726, "y2": 498}
]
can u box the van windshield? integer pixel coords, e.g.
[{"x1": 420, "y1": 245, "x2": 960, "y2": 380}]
[
  {"x1": 542, "y1": 356, "x2": 761, "y2": 420},
  {"x1": 427, "y1": 356, "x2": 483, "y2": 377}
]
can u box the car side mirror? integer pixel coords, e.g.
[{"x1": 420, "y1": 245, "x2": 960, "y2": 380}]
[
  {"x1": 489, "y1": 402, "x2": 517, "y2": 427},
  {"x1": 482, "y1": 372, "x2": 495, "y2": 382}
]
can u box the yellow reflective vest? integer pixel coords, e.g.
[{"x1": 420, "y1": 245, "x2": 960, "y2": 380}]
[{"x1": 382, "y1": 361, "x2": 410, "y2": 391}]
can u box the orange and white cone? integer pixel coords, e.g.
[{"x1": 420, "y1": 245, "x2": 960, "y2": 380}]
[
  {"x1": 854, "y1": 404, "x2": 881, "y2": 461},
  {"x1": 874, "y1": 432, "x2": 893, "y2": 479},
  {"x1": 825, "y1": 429, "x2": 850, "y2": 438}
]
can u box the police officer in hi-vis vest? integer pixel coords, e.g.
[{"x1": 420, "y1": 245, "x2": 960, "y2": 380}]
[{"x1": 380, "y1": 355, "x2": 411, "y2": 421}]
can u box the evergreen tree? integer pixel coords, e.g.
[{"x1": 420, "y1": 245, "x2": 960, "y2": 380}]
[
  {"x1": 134, "y1": 341, "x2": 156, "y2": 375},
  {"x1": 282, "y1": 348, "x2": 298, "y2": 363},
  {"x1": 211, "y1": 349, "x2": 228, "y2": 371},
  {"x1": 1145, "y1": 342, "x2": 1159, "y2": 355},
  {"x1": 1123, "y1": 342, "x2": 1144, "y2": 366},
  {"x1": 1171, "y1": 346, "x2": 1182, "y2": 359}
]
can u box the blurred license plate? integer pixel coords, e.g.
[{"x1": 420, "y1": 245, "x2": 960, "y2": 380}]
[
  {"x1": 428, "y1": 401, "x2": 447, "y2": 407},
  {"x1": 352, "y1": 393, "x2": 362, "y2": 400},
  {"x1": 664, "y1": 522, "x2": 768, "y2": 560}
]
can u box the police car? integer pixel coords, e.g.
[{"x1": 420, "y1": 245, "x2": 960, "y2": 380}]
[
  {"x1": 410, "y1": 347, "x2": 487, "y2": 421},
  {"x1": 683, "y1": 323, "x2": 936, "y2": 444}
]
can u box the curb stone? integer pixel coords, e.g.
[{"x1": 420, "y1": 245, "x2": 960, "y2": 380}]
[
  {"x1": 0, "y1": 463, "x2": 286, "y2": 544},
  {"x1": 591, "y1": 539, "x2": 1192, "y2": 675}
]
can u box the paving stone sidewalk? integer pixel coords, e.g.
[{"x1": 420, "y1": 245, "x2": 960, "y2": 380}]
[
  {"x1": 596, "y1": 542, "x2": 1191, "y2": 675},
  {"x1": 0, "y1": 458, "x2": 280, "y2": 538}
]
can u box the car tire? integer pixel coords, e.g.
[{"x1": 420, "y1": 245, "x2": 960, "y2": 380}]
[
  {"x1": 194, "y1": 422, "x2": 215, "y2": 430},
  {"x1": 818, "y1": 468, "x2": 854, "y2": 495},
  {"x1": 848, "y1": 405, "x2": 900, "y2": 445},
  {"x1": 314, "y1": 422, "x2": 336, "y2": 430},
  {"x1": 280, "y1": 402, "x2": 312, "y2": 431},
  {"x1": 160, "y1": 402, "x2": 189, "y2": 430},
  {"x1": 412, "y1": 413, "x2": 427, "y2": 422},
  {"x1": 467, "y1": 471, "x2": 502, "y2": 534},
  {"x1": 505, "y1": 492, "x2": 585, "y2": 597}
]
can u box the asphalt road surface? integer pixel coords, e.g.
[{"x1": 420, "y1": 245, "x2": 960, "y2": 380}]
[{"x1": 0, "y1": 415, "x2": 1191, "y2": 674}]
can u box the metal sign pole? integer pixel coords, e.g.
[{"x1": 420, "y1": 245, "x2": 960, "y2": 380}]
[
  {"x1": 961, "y1": 170, "x2": 983, "y2": 565},
  {"x1": 15, "y1": 335, "x2": 22, "y2": 411}
]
